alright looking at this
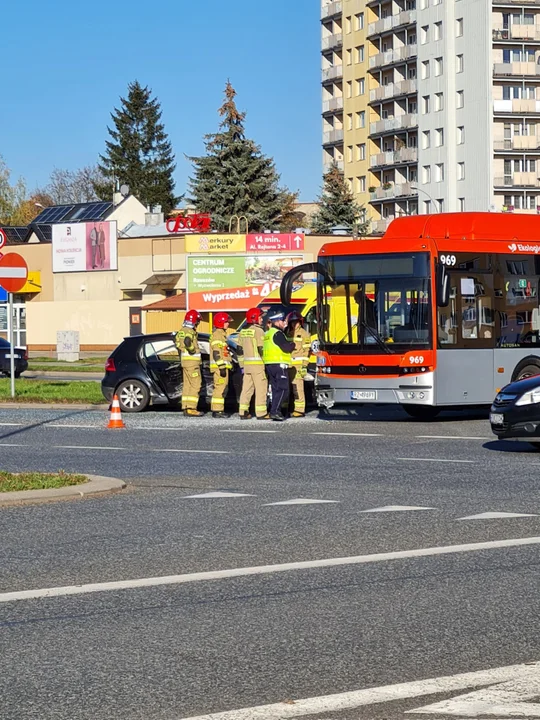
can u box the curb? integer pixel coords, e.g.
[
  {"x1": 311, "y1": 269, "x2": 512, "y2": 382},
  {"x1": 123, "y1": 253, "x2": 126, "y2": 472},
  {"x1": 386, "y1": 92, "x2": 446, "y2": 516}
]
[
  {"x1": 0, "y1": 403, "x2": 108, "y2": 410},
  {"x1": 0, "y1": 475, "x2": 127, "y2": 506}
]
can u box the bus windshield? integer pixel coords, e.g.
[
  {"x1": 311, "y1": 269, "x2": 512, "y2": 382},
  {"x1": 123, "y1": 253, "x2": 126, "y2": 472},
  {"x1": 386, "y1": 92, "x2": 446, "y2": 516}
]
[{"x1": 319, "y1": 252, "x2": 432, "y2": 353}]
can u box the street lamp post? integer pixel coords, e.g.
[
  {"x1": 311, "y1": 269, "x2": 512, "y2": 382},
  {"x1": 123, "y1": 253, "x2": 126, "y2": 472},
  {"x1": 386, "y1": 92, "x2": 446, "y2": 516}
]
[{"x1": 410, "y1": 184, "x2": 439, "y2": 213}]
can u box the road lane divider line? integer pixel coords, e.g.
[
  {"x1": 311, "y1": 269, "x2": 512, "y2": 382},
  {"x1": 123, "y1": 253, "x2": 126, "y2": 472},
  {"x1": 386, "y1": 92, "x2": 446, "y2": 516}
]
[
  {"x1": 397, "y1": 457, "x2": 476, "y2": 464},
  {"x1": 53, "y1": 445, "x2": 128, "y2": 451},
  {"x1": 417, "y1": 435, "x2": 488, "y2": 441},
  {"x1": 311, "y1": 432, "x2": 383, "y2": 437},
  {"x1": 277, "y1": 453, "x2": 348, "y2": 459},
  {"x1": 0, "y1": 422, "x2": 24, "y2": 427},
  {"x1": 221, "y1": 430, "x2": 278, "y2": 434},
  {"x1": 2, "y1": 535, "x2": 540, "y2": 604},
  {"x1": 155, "y1": 449, "x2": 232, "y2": 454}
]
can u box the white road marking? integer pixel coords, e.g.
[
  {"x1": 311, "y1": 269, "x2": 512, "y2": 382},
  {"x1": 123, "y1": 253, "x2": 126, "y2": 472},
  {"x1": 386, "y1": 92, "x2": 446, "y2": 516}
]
[
  {"x1": 277, "y1": 453, "x2": 348, "y2": 458},
  {"x1": 176, "y1": 661, "x2": 540, "y2": 719},
  {"x1": 0, "y1": 443, "x2": 28, "y2": 447},
  {"x1": 311, "y1": 432, "x2": 383, "y2": 437},
  {"x1": 154, "y1": 449, "x2": 231, "y2": 454},
  {"x1": 457, "y1": 511, "x2": 538, "y2": 521},
  {"x1": 221, "y1": 429, "x2": 278, "y2": 434},
  {"x1": 417, "y1": 435, "x2": 488, "y2": 440},
  {"x1": 360, "y1": 505, "x2": 436, "y2": 513},
  {"x1": 398, "y1": 457, "x2": 476, "y2": 464},
  {"x1": 0, "y1": 422, "x2": 24, "y2": 426},
  {"x1": 54, "y1": 445, "x2": 127, "y2": 451},
  {"x1": 181, "y1": 491, "x2": 254, "y2": 499},
  {"x1": 264, "y1": 498, "x2": 339, "y2": 506},
  {"x1": 2, "y1": 535, "x2": 540, "y2": 604},
  {"x1": 48, "y1": 424, "x2": 102, "y2": 429}
]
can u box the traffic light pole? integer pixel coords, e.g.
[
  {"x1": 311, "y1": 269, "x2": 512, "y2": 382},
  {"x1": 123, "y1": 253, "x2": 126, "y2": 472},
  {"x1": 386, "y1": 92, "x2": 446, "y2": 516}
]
[{"x1": 9, "y1": 292, "x2": 15, "y2": 398}]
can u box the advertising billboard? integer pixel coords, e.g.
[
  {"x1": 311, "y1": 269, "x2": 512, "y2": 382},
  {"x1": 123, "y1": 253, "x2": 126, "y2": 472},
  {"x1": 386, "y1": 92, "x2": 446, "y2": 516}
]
[
  {"x1": 185, "y1": 234, "x2": 246, "y2": 254},
  {"x1": 187, "y1": 255, "x2": 304, "y2": 311},
  {"x1": 52, "y1": 221, "x2": 118, "y2": 273}
]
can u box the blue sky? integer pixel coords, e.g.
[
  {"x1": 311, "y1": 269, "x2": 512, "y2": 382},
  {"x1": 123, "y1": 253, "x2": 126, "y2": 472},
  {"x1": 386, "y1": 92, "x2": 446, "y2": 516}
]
[{"x1": 1, "y1": 0, "x2": 321, "y2": 203}]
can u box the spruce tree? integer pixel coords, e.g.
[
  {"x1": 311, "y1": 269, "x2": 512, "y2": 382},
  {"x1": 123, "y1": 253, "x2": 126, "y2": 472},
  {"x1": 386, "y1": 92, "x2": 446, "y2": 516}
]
[
  {"x1": 94, "y1": 81, "x2": 177, "y2": 214},
  {"x1": 312, "y1": 163, "x2": 369, "y2": 235},
  {"x1": 188, "y1": 82, "x2": 294, "y2": 232}
]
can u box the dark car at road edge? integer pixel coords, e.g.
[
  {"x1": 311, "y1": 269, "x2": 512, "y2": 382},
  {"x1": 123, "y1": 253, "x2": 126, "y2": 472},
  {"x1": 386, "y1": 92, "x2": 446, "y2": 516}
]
[{"x1": 490, "y1": 373, "x2": 540, "y2": 448}]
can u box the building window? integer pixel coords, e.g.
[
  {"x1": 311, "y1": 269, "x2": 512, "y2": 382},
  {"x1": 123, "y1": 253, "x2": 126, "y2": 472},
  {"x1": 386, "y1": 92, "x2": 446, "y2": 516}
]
[
  {"x1": 456, "y1": 18, "x2": 463, "y2": 37},
  {"x1": 459, "y1": 197, "x2": 465, "y2": 212},
  {"x1": 422, "y1": 130, "x2": 431, "y2": 149},
  {"x1": 357, "y1": 78, "x2": 365, "y2": 95},
  {"x1": 421, "y1": 60, "x2": 430, "y2": 79},
  {"x1": 435, "y1": 92, "x2": 444, "y2": 111},
  {"x1": 345, "y1": 16, "x2": 352, "y2": 33},
  {"x1": 434, "y1": 21, "x2": 442, "y2": 40},
  {"x1": 420, "y1": 0, "x2": 428, "y2": 9},
  {"x1": 356, "y1": 46, "x2": 364, "y2": 63},
  {"x1": 435, "y1": 128, "x2": 444, "y2": 146},
  {"x1": 457, "y1": 90, "x2": 464, "y2": 108},
  {"x1": 456, "y1": 54, "x2": 464, "y2": 73},
  {"x1": 422, "y1": 165, "x2": 431, "y2": 183},
  {"x1": 421, "y1": 25, "x2": 429, "y2": 44},
  {"x1": 458, "y1": 162, "x2": 465, "y2": 180},
  {"x1": 347, "y1": 113, "x2": 353, "y2": 130},
  {"x1": 357, "y1": 111, "x2": 365, "y2": 128},
  {"x1": 437, "y1": 199, "x2": 444, "y2": 212},
  {"x1": 435, "y1": 163, "x2": 444, "y2": 182},
  {"x1": 422, "y1": 95, "x2": 430, "y2": 113},
  {"x1": 355, "y1": 12, "x2": 364, "y2": 30},
  {"x1": 457, "y1": 125, "x2": 465, "y2": 144},
  {"x1": 424, "y1": 200, "x2": 431, "y2": 214},
  {"x1": 346, "y1": 49, "x2": 352, "y2": 65},
  {"x1": 358, "y1": 176, "x2": 366, "y2": 193},
  {"x1": 434, "y1": 57, "x2": 443, "y2": 76},
  {"x1": 122, "y1": 289, "x2": 143, "y2": 301},
  {"x1": 357, "y1": 143, "x2": 366, "y2": 161},
  {"x1": 347, "y1": 146, "x2": 353, "y2": 163},
  {"x1": 346, "y1": 81, "x2": 352, "y2": 98}
]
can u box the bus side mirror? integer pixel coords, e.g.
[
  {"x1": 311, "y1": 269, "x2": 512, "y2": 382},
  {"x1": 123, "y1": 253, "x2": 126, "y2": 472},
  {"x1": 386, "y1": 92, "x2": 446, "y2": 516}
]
[
  {"x1": 436, "y1": 262, "x2": 450, "y2": 307},
  {"x1": 280, "y1": 262, "x2": 333, "y2": 305}
]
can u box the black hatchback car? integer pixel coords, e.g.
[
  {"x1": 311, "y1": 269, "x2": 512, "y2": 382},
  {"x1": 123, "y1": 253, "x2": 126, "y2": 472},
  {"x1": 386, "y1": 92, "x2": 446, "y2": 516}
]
[
  {"x1": 0, "y1": 338, "x2": 28, "y2": 378},
  {"x1": 101, "y1": 332, "x2": 241, "y2": 412},
  {"x1": 490, "y1": 374, "x2": 540, "y2": 446}
]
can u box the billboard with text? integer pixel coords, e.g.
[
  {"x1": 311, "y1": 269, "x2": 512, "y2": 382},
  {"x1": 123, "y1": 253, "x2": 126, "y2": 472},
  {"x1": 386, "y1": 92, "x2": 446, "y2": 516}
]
[{"x1": 52, "y1": 221, "x2": 117, "y2": 273}]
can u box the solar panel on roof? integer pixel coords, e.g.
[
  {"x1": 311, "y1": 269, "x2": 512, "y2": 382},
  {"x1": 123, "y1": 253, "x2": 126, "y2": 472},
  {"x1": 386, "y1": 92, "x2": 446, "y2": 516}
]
[
  {"x1": 76, "y1": 202, "x2": 112, "y2": 221},
  {"x1": 33, "y1": 205, "x2": 74, "y2": 224}
]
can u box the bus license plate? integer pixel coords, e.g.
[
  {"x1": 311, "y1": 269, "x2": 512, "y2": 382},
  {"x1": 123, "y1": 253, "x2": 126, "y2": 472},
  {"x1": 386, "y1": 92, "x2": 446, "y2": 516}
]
[
  {"x1": 351, "y1": 390, "x2": 377, "y2": 401},
  {"x1": 490, "y1": 413, "x2": 504, "y2": 425}
]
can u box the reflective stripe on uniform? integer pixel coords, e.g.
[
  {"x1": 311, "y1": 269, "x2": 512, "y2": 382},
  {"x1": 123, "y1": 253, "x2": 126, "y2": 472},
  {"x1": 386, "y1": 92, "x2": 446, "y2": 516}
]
[
  {"x1": 255, "y1": 404, "x2": 268, "y2": 412},
  {"x1": 182, "y1": 395, "x2": 199, "y2": 402}
]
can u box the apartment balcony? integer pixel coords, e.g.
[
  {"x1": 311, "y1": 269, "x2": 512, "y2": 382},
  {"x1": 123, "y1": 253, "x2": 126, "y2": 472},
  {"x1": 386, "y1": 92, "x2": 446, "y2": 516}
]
[
  {"x1": 323, "y1": 160, "x2": 345, "y2": 173},
  {"x1": 493, "y1": 98, "x2": 540, "y2": 113},
  {"x1": 323, "y1": 129, "x2": 344, "y2": 145},
  {"x1": 322, "y1": 33, "x2": 343, "y2": 51},
  {"x1": 493, "y1": 24, "x2": 540, "y2": 42},
  {"x1": 493, "y1": 62, "x2": 540, "y2": 77},
  {"x1": 367, "y1": 10, "x2": 417, "y2": 38},
  {"x1": 494, "y1": 173, "x2": 540, "y2": 187},
  {"x1": 321, "y1": 0, "x2": 342, "y2": 19},
  {"x1": 371, "y1": 218, "x2": 393, "y2": 234},
  {"x1": 370, "y1": 79, "x2": 417, "y2": 102},
  {"x1": 493, "y1": 0, "x2": 540, "y2": 5},
  {"x1": 322, "y1": 96, "x2": 344, "y2": 113},
  {"x1": 494, "y1": 137, "x2": 540, "y2": 151},
  {"x1": 370, "y1": 113, "x2": 418, "y2": 135},
  {"x1": 370, "y1": 148, "x2": 418, "y2": 168},
  {"x1": 369, "y1": 45, "x2": 417, "y2": 70},
  {"x1": 370, "y1": 182, "x2": 416, "y2": 200},
  {"x1": 322, "y1": 65, "x2": 343, "y2": 82}
]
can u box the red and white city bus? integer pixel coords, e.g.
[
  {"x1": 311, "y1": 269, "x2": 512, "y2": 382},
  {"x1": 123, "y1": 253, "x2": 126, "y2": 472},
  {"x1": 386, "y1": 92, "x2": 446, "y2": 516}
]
[{"x1": 281, "y1": 213, "x2": 540, "y2": 419}]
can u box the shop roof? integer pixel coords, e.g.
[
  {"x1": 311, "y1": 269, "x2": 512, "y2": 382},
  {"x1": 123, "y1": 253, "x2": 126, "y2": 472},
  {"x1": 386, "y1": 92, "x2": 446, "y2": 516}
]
[
  {"x1": 143, "y1": 294, "x2": 187, "y2": 311},
  {"x1": 0, "y1": 227, "x2": 30, "y2": 244}
]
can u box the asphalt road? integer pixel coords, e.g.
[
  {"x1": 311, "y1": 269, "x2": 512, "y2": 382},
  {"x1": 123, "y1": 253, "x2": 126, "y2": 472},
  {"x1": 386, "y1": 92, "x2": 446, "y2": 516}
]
[{"x1": 1, "y1": 405, "x2": 540, "y2": 719}]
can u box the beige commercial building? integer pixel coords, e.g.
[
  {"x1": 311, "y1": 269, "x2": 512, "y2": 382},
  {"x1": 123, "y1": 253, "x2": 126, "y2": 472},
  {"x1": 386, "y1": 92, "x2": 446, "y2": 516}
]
[{"x1": 322, "y1": 0, "x2": 540, "y2": 233}]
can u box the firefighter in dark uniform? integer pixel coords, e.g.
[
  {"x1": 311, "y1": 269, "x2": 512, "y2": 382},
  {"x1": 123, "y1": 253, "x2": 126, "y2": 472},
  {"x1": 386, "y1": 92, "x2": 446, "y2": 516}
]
[{"x1": 263, "y1": 310, "x2": 295, "y2": 421}]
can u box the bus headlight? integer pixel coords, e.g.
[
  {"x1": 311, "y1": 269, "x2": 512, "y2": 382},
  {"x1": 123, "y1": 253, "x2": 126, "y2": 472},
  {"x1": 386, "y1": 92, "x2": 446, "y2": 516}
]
[{"x1": 516, "y1": 390, "x2": 540, "y2": 406}]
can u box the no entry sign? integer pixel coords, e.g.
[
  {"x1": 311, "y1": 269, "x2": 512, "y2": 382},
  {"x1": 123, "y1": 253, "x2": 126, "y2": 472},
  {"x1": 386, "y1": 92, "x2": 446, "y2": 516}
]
[
  {"x1": 0, "y1": 228, "x2": 6, "y2": 251},
  {"x1": 0, "y1": 252, "x2": 28, "y2": 293}
]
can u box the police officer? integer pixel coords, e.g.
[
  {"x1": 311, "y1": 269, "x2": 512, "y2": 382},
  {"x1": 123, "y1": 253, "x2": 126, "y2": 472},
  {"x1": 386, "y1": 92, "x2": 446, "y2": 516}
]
[
  {"x1": 263, "y1": 310, "x2": 295, "y2": 421},
  {"x1": 237, "y1": 307, "x2": 269, "y2": 420},
  {"x1": 210, "y1": 312, "x2": 233, "y2": 418},
  {"x1": 175, "y1": 309, "x2": 204, "y2": 416},
  {"x1": 286, "y1": 311, "x2": 311, "y2": 418}
]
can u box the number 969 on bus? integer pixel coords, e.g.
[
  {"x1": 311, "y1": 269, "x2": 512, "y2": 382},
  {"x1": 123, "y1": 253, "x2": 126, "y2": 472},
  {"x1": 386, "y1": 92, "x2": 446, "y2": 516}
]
[{"x1": 439, "y1": 254, "x2": 456, "y2": 266}]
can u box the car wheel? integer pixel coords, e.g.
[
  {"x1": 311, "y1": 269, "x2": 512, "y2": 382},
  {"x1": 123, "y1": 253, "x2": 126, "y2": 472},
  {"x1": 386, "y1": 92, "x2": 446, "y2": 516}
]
[
  {"x1": 116, "y1": 380, "x2": 150, "y2": 413},
  {"x1": 403, "y1": 405, "x2": 441, "y2": 420},
  {"x1": 513, "y1": 360, "x2": 540, "y2": 381}
]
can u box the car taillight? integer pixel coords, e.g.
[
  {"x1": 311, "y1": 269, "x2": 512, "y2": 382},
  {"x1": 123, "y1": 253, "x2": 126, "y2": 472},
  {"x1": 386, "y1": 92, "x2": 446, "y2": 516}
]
[
  {"x1": 23, "y1": 350, "x2": 28, "y2": 360},
  {"x1": 105, "y1": 358, "x2": 116, "y2": 372}
]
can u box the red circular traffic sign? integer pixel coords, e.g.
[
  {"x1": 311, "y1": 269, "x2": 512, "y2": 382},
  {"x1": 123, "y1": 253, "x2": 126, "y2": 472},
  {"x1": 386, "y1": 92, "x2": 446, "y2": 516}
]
[
  {"x1": 0, "y1": 228, "x2": 6, "y2": 251},
  {"x1": 0, "y1": 252, "x2": 28, "y2": 293}
]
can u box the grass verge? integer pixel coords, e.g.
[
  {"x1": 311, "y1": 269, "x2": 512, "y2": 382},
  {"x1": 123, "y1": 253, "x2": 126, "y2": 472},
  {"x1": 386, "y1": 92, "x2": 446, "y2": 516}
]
[
  {"x1": 0, "y1": 471, "x2": 87, "y2": 492},
  {"x1": 28, "y1": 363, "x2": 103, "y2": 373},
  {"x1": 30, "y1": 356, "x2": 109, "y2": 364},
  {"x1": 0, "y1": 378, "x2": 105, "y2": 404}
]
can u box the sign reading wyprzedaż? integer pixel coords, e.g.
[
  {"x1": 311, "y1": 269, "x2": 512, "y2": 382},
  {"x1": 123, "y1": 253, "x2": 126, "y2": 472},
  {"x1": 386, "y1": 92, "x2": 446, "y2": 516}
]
[
  {"x1": 52, "y1": 221, "x2": 118, "y2": 273},
  {"x1": 187, "y1": 255, "x2": 305, "y2": 311}
]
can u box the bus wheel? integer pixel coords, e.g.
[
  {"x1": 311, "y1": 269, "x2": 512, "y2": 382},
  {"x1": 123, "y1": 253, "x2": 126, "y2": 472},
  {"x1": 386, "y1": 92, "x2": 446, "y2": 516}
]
[
  {"x1": 512, "y1": 357, "x2": 540, "y2": 382},
  {"x1": 403, "y1": 405, "x2": 441, "y2": 420}
]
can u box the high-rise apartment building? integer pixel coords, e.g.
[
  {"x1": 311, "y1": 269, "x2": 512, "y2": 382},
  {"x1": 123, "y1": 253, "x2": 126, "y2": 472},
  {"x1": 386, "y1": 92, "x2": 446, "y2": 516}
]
[{"x1": 321, "y1": 0, "x2": 540, "y2": 233}]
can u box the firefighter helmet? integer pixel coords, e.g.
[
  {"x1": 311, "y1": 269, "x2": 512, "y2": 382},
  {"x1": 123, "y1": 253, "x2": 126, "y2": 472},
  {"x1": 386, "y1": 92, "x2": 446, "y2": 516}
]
[
  {"x1": 246, "y1": 307, "x2": 263, "y2": 325},
  {"x1": 184, "y1": 309, "x2": 202, "y2": 327},
  {"x1": 286, "y1": 311, "x2": 304, "y2": 326},
  {"x1": 213, "y1": 312, "x2": 232, "y2": 329}
]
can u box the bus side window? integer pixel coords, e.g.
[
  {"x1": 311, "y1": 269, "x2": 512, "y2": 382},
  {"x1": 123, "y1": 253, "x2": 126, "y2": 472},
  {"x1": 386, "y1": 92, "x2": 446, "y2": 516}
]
[{"x1": 438, "y1": 286, "x2": 457, "y2": 345}]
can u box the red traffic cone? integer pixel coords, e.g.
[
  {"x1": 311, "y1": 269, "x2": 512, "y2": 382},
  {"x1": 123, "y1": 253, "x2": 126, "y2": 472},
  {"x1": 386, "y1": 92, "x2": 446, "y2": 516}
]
[{"x1": 107, "y1": 394, "x2": 126, "y2": 429}]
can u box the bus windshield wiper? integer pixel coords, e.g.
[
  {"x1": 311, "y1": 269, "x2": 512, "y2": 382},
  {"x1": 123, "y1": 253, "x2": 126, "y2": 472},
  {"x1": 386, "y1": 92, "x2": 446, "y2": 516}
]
[{"x1": 360, "y1": 320, "x2": 394, "y2": 354}]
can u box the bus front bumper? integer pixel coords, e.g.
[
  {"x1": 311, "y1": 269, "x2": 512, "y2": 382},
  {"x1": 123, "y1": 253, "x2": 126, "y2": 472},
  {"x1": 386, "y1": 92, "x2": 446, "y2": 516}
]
[{"x1": 316, "y1": 374, "x2": 435, "y2": 408}]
